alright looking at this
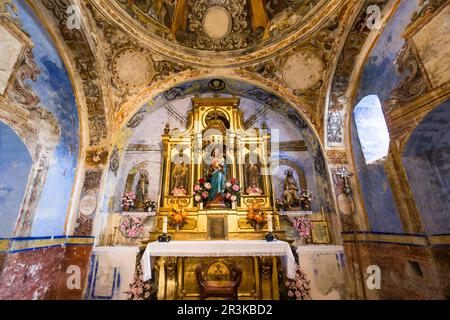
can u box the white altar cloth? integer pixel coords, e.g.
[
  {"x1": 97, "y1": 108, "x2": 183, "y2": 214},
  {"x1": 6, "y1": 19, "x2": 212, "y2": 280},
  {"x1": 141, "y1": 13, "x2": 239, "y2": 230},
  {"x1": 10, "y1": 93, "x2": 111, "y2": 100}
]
[{"x1": 141, "y1": 240, "x2": 296, "y2": 281}]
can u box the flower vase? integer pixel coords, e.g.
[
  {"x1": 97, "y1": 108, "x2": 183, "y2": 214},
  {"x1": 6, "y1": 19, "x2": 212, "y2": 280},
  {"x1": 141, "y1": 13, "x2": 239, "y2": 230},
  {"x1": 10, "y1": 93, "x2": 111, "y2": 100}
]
[
  {"x1": 199, "y1": 202, "x2": 204, "y2": 210},
  {"x1": 175, "y1": 224, "x2": 180, "y2": 232},
  {"x1": 232, "y1": 201, "x2": 237, "y2": 209},
  {"x1": 302, "y1": 201, "x2": 311, "y2": 211}
]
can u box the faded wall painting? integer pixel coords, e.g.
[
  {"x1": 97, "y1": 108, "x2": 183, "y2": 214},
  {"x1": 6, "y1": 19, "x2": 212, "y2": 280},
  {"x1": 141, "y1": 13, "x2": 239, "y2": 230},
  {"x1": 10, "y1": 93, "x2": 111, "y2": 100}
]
[
  {"x1": 12, "y1": 1, "x2": 80, "y2": 236},
  {"x1": 0, "y1": 122, "x2": 32, "y2": 238},
  {"x1": 410, "y1": 5, "x2": 450, "y2": 88},
  {"x1": 403, "y1": 100, "x2": 450, "y2": 235}
]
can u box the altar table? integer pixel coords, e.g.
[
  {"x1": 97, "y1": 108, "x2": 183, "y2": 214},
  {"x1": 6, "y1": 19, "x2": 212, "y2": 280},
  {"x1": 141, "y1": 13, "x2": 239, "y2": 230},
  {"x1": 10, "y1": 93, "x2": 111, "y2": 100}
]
[{"x1": 141, "y1": 240, "x2": 296, "y2": 282}]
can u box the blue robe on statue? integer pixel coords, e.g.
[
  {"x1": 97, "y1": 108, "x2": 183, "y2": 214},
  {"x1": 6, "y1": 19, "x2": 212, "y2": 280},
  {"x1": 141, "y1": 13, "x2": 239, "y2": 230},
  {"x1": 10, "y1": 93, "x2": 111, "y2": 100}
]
[{"x1": 208, "y1": 165, "x2": 226, "y2": 202}]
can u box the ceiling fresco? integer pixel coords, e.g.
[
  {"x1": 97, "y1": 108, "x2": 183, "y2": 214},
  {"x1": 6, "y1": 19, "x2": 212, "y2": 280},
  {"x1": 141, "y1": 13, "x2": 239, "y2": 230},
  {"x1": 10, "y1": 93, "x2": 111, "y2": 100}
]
[{"x1": 114, "y1": 0, "x2": 324, "y2": 52}]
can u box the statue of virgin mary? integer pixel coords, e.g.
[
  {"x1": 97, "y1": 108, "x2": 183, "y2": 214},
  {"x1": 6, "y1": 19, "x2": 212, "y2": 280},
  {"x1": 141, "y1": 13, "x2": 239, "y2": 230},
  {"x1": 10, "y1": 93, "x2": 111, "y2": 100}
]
[{"x1": 207, "y1": 147, "x2": 227, "y2": 202}]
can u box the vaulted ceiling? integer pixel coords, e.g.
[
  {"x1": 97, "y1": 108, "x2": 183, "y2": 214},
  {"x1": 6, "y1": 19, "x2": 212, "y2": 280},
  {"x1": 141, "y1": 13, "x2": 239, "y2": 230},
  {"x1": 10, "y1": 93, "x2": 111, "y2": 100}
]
[
  {"x1": 114, "y1": 0, "x2": 326, "y2": 53},
  {"x1": 27, "y1": 0, "x2": 404, "y2": 158}
]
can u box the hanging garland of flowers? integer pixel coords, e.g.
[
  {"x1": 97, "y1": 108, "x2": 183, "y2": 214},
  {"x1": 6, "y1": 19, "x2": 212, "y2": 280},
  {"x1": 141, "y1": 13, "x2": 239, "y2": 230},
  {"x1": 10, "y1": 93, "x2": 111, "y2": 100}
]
[
  {"x1": 125, "y1": 261, "x2": 157, "y2": 300},
  {"x1": 119, "y1": 216, "x2": 145, "y2": 239},
  {"x1": 291, "y1": 216, "x2": 314, "y2": 240},
  {"x1": 285, "y1": 263, "x2": 312, "y2": 300}
]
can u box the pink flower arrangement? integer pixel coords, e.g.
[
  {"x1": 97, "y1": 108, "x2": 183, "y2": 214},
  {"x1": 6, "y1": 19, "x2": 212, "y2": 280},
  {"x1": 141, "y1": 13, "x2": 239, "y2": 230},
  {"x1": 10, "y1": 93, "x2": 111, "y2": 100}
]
[
  {"x1": 125, "y1": 263, "x2": 156, "y2": 300},
  {"x1": 246, "y1": 186, "x2": 263, "y2": 195},
  {"x1": 224, "y1": 178, "x2": 241, "y2": 204},
  {"x1": 172, "y1": 186, "x2": 187, "y2": 196},
  {"x1": 120, "y1": 192, "x2": 136, "y2": 211},
  {"x1": 119, "y1": 216, "x2": 145, "y2": 239},
  {"x1": 285, "y1": 264, "x2": 311, "y2": 300},
  {"x1": 291, "y1": 216, "x2": 314, "y2": 239},
  {"x1": 193, "y1": 179, "x2": 209, "y2": 205}
]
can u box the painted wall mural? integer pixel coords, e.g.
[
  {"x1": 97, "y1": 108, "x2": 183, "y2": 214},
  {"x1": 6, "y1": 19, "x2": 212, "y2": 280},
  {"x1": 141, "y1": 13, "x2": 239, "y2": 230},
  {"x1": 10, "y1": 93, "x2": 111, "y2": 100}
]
[
  {"x1": 349, "y1": 0, "x2": 424, "y2": 234},
  {"x1": 351, "y1": 117, "x2": 403, "y2": 233},
  {"x1": 356, "y1": 0, "x2": 421, "y2": 103},
  {"x1": 0, "y1": 122, "x2": 33, "y2": 238},
  {"x1": 403, "y1": 100, "x2": 450, "y2": 235},
  {"x1": 10, "y1": 1, "x2": 80, "y2": 236}
]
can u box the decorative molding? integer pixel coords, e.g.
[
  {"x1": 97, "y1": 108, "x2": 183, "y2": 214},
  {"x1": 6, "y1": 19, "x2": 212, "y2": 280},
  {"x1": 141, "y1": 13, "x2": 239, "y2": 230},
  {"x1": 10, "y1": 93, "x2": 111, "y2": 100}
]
[
  {"x1": 85, "y1": 1, "x2": 192, "y2": 114},
  {"x1": 42, "y1": 0, "x2": 108, "y2": 146},
  {"x1": 383, "y1": 39, "x2": 432, "y2": 113},
  {"x1": 85, "y1": 147, "x2": 109, "y2": 167},
  {"x1": 73, "y1": 169, "x2": 103, "y2": 236},
  {"x1": 242, "y1": 5, "x2": 347, "y2": 125},
  {"x1": 326, "y1": 150, "x2": 348, "y2": 165},
  {"x1": 327, "y1": 0, "x2": 389, "y2": 146},
  {"x1": 8, "y1": 47, "x2": 41, "y2": 108},
  {"x1": 278, "y1": 140, "x2": 308, "y2": 152},
  {"x1": 408, "y1": 0, "x2": 448, "y2": 30},
  {"x1": 259, "y1": 256, "x2": 273, "y2": 280}
]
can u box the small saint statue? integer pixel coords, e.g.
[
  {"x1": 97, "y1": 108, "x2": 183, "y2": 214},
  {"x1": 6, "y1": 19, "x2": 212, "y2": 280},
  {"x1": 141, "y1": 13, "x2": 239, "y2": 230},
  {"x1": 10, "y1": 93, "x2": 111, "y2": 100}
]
[
  {"x1": 247, "y1": 163, "x2": 260, "y2": 189},
  {"x1": 283, "y1": 170, "x2": 300, "y2": 208},
  {"x1": 135, "y1": 170, "x2": 149, "y2": 209},
  {"x1": 172, "y1": 162, "x2": 188, "y2": 190}
]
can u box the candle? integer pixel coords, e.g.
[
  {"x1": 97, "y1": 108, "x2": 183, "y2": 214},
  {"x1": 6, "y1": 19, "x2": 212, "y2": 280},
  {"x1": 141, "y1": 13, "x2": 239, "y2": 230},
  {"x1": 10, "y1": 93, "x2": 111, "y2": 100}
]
[
  {"x1": 163, "y1": 216, "x2": 168, "y2": 234},
  {"x1": 268, "y1": 213, "x2": 273, "y2": 233}
]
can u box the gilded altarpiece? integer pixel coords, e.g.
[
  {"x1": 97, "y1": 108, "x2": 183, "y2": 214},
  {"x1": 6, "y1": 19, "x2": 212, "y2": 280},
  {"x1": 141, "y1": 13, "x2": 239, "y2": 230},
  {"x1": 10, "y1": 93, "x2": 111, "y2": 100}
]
[{"x1": 153, "y1": 97, "x2": 283, "y2": 241}]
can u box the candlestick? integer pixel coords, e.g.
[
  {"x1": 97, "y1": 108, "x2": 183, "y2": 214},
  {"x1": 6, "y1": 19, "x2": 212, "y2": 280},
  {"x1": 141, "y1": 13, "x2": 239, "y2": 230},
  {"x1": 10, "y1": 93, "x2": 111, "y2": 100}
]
[
  {"x1": 163, "y1": 216, "x2": 168, "y2": 234},
  {"x1": 267, "y1": 213, "x2": 273, "y2": 232}
]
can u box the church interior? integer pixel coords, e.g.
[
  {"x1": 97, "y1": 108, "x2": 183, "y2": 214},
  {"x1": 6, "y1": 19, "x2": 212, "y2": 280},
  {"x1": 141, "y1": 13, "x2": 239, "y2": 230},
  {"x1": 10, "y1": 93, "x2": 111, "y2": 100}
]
[{"x1": 0, "y1": 0, "x2": 449, "y2": 300}]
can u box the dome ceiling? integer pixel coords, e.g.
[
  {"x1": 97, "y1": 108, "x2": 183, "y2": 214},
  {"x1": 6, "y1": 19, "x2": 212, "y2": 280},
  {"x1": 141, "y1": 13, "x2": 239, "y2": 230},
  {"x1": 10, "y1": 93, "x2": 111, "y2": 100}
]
[{"x1": 109, "y1": 0, "x2": 340, "y2": 59}]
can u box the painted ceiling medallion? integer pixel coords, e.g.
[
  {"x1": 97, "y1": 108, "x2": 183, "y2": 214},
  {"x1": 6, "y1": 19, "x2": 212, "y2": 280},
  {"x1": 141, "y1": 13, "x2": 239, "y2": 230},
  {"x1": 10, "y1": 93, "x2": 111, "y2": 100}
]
[
  {"x1": 282, "y1": 50, "x2": 324, "y2": 91},
  {"x1": 202, "y1": 6, "x2": 232, "y2": 40},
  {"x1": 112, "y1": 48, "x2": 154, "y2": 88}
]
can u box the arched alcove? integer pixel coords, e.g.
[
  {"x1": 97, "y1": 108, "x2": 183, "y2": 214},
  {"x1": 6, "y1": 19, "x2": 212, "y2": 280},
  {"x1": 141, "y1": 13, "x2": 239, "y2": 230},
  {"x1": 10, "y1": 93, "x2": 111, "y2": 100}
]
[
  {"x1": 97, "y1": 78, "x2": 338, "y2": 244},
  {"x1": 0, "y1": 122, "x2": 32, "y2": 238},
  {"x1": 403, "y1": 100, "x2": 450, "y2": 235}
]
